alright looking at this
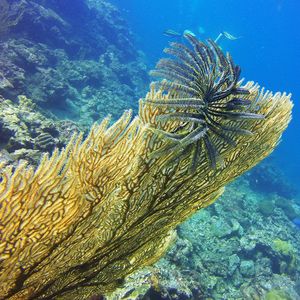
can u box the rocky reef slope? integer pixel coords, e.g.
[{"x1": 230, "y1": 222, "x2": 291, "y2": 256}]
[
  {"x1": 0, "y1": 0, "x2": 148, "y2": 165},
  {"x1": 0, "y1": 0, "x2": 148, "y2": 124}
]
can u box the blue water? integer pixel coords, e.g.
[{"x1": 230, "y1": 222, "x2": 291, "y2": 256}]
[{"x1": 113, "y1": 0, "x2": 300, "y2": 187}]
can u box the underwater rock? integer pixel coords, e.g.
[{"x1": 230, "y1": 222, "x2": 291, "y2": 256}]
[
  {"x1": 228, "y1": 254, "x2": 240, "y2": 276},
  {"x1": 0, "y1": 71, "x2": 14, "y2": 90},
  {"x1": 10, "y1": 149, "x2": 43, "y2": 166},
  {"x1": 274, "y1": 195, "x2": 299, "y2": 220},
  {"x1": 258, "y1": 199, "x2": 276, "y2": 217},
  {"x1": 240, "y1": 260, "x2": 255, "y2": 277},
  {"x1": 0, "y1": 149, "x2": 13, "y2": 166},
  {"x1": 210, "y1": 218, "x2": 234, "y2": 238},
  {"x1": 272, "y1": 239, "x2": 297, "y2": 274},
  {"x1": 240, "y1": 236, "x2": 257, "y2": 252}
]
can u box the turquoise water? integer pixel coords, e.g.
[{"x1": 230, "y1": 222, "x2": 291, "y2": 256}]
[{"x1": 114, "y1": 0, "x2": 300, "y2": 188}]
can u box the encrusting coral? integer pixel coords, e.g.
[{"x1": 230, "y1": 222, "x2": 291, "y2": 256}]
[{"x1": 0, "y1": 35, "x2": 292, "y2": 299}]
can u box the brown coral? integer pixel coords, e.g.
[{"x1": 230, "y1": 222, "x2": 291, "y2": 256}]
[{"x1": 0, "y1": 38, "x2": 292, "y2": 300}]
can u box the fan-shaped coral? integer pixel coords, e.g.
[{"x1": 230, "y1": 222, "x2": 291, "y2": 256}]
[{"x1": 0, "y1": 36, "x2": 292, "y2": 300}]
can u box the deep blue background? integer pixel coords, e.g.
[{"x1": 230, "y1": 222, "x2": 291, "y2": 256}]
[{"x1": 113, "y1": 0, "x2": 299, "y2": 186}]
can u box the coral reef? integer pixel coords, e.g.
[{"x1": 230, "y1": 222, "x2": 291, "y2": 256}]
[
  {"x1": 0, "y1": 95, "x2": 82, "y2": 166},
  {"x1": 258, "y1": 199, "x2": 276, "y2": 216},
  {"x1": 0, "y1": 37, "x2": 292, "y2": 299},
  {"x1": 0, "y1": 0, "x2": 148, "y2": 124},
  {"x1": 274, "y1": 196, "x2": 298, "y2": 220},
  {"x1": 272, "y1": 239, "x2": 297, "y2": 274}
]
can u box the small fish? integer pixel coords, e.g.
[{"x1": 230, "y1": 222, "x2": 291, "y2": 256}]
[
  {"x1": 183, "y1": 29, "x2": 196, "y2": 37},
  {"x1": 215, "y1": 31, "x2": 241, "y2": 43},
  {"x1": 163, "y1": 29, "x2": 182, "y2": 38},
  {"x1": 292, "y1": 217, "x2": 300, "y2": 228},
  {"x1": 223, "y1": 31, "x2": 240, "y2": 40},
  {"x1": 163, "y1": 29, "x2": 196, "y2": 39}
]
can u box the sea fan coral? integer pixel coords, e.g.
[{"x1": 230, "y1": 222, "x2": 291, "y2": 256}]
[{"x1": 0, "y1": 36, "x2": 292, "y2": 300}]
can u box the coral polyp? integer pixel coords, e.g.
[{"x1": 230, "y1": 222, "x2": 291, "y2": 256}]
[{"x1": 145, "y1": 34, "x2": 264, "y2": 172}]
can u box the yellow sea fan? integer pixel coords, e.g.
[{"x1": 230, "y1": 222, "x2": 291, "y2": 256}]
[{"x1": 0, "y1": 37, "x2": 292, "y2": 299}]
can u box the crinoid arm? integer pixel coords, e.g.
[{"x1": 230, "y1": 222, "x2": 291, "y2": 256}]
[{"x1": 144, "y1": 34, "x2": 269, "y2": 171}]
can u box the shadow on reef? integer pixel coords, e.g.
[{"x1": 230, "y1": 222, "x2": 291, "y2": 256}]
[{"x1": 0, "y1": 0, "x2": 148, "y2": 124}]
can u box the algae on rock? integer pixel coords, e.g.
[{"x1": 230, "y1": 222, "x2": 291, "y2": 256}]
[{"x1": 0, "y1": 37, "x2": 292, "y2": 299}]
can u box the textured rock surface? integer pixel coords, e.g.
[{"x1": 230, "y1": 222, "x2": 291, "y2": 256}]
[{"x1": 0, "y1": 0, "x2": 148, "y2": 124}]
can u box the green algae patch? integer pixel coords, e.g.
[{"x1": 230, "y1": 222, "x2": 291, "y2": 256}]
[
  {"x1": 273, "y1": 239, "x2": 297, "y2": 274},
  {"x1": 264, "y1": 289, "x2": 293, "y2": 300}
]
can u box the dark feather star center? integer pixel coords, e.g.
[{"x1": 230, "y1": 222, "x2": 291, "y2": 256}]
[{"x1": 144, "y1": 33, "x2": 264, "y2": 173}]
